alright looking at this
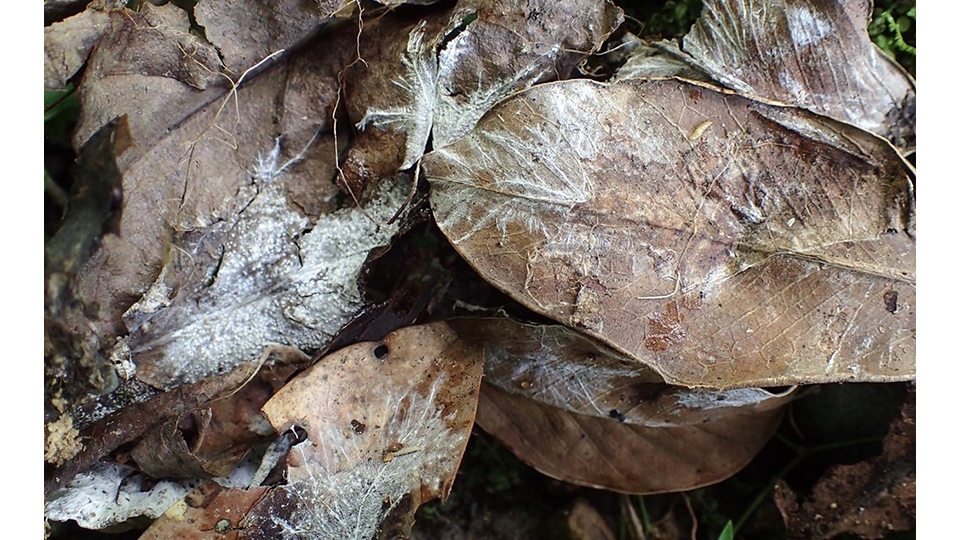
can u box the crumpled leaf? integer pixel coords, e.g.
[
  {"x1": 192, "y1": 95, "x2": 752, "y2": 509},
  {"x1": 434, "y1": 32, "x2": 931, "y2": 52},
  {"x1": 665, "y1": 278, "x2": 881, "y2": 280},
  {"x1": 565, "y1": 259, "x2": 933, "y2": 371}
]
[
  {"x1": 45, "y1": 461, "x2": 201, "y2": 530},
  {"x1": 424, "y1": 78, "x2": 915, "y2": 389},
  {"x1": 70, "y1": 2, "x2": 225, "y2": 149},
  {"x1": 44, "y1": 5, "x2": 117, "y2": 89},
  {"x1": 45, "y1": 116, "x2": 131, "y2": 463},
  {"x1": 194, "y1": 0, "x2": 354, "y2": 75},
  {"x1": 54, "y1": 19, "x2": 365, "y2": 398},
  {"x1": 127, "y1": 173, "x2": 410, "y2": 390},
  {"x1": 139, "y1": 482, "x2": 269, "y2": 540},
  {"x1": 129, "y1": 349, "x2": 303, "y2": 478},
  {"x1": 244, "y1": 322, "x2": 483, "y2": 539},
  {"x1": 682, "y1": 0, "x2": 915, "y2": 148},
  {"x1": 340, "y1": 12, "x2": 449, "y2": 195},
  {"x1": 453, "y1": 317, "x2": 790, "y2": 493},
  {"x1": 46, "y1": 348, "x2": 306, "y2": 495},
  {"x1": 773, "y1": 388, "x2": 915, "y2": 539}
]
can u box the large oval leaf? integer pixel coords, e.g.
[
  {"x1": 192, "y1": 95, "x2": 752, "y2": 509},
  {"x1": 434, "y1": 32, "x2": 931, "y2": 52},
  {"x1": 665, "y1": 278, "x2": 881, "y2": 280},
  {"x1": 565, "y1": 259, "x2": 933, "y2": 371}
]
[
  {"x1": 453, "y1": 317, "x2": 791, "y2": 493},
  {"x1": 424, "y1": 78, "x2": 915, "y2": 389}
]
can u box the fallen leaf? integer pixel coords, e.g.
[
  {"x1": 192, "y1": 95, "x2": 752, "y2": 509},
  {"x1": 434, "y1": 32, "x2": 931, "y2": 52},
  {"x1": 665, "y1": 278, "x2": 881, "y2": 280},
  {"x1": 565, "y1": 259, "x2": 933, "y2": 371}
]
[
  {"x1": 339, "y1": 11, "x2": 449, "y2": 195},
  {"x1": 44, "y1": 5, "x2": 117, "y2": 89},
  {"x1": 453, "y1": 317, "x2": 790, "y2": 493},
  {"x1": 456, "y1": 318, "x2": 793, "y2": 427},
  {"x1": 431, "y1": 0, "x2": 623, "y2": 148},
  {"x1": 478, "y1": 383, "x2": 783, "y2": 494},
  {"x1": 194, "y1": 0, "x2": 354, "y2": 75},
  {"x1": 129, "y1": 349, "x2": 303, "y2": 478},
  {"x1": 71, "y1": 2, "x2": 225, "y2": 149},
  {"x1": 139, "y1": 481, "x2": 268, "y2": 540},
  {"x1": 45, "y1": 347, "x2": 306, "y2": 495},
  {"x1": 241, "y1": 322, "x2": 484, "y2": 538},
  {"x1": 45, "y1": 461, "x2": 202, "y2": 530},
  {"x1": 683, "y1": 0, "x2": 915, "y2": 149},
  {"x1": 425, "y1": 78, "x2": 915, "y2": 389}
]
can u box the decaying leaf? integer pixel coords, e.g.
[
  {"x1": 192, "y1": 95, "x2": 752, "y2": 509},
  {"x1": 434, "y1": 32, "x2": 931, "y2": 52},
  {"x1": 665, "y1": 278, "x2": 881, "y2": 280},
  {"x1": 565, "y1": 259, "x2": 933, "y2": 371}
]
[
  {"x1": 479, "y1": 383, "x2": 783, "y2": 494},
  {"x1": 425, "y1": 78, "x2": 915, "y2": 389},
  {"x1": 46, "y1": 348, "x2": 305, "y2": 495},
  {"x1": 71, "y1": 2, "x2": 225, "y2": 149},
  {"x1": 139, "y1": 482, "x2": 269, "y2": 540},
  {"x1": 45, "y1": 116, "x2": 131, "y2": 451},
  {"x1": 340, "y1": 12, "x2": 448, "y2": 194},
  {"x1": 683, "y1": 0, "x2": 915, "y2": 148},
  {"x1": 129, "y1": 350, "x2": 303, "y2": 479},
  {"x1": 45, "y1": 462, "x2": 202, "y2": 530},
  {"x1": 431, "y1": 0, "x2": 623, "y2": 148},
  {"x1": 44, "y1": 5, "x2": 117, "y2": 89},
  {"x1": 454, "y1": 317, "x2": 789, "y2": 493},
  {"x1": 241, "y1": 323, "x2": 483, "y2": 538},
  {"x1": 194, "y1": 0, "x2": 354, "y2": 75},
  {"x1": 340, "y1": 0, "x2": 621, "y2": 196},
  {"x1": 52, "y1": 16, "x2": 379, "y2": 399},
  {"x1": 455, "y1": 318, "x2": 793, "y2": 427}
]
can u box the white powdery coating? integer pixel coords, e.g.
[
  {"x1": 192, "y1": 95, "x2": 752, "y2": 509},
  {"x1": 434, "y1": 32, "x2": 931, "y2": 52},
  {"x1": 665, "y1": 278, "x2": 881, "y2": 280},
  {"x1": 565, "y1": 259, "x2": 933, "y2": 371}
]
[
  {"x1": 131, "y1": 170, "x2": 408, "y2": 387},
  {"x1": 45, "y1": 462, "x2": 197, "y2": 529},
  {"x1": 272, "y1": 377, "x2": 465, "y2": 539}
]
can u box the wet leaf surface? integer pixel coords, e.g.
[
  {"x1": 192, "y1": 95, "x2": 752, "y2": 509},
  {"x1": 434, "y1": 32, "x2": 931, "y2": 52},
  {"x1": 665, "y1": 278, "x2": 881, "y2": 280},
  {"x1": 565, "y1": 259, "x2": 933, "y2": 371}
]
[{"x1": 425, "y1": 78, "x2": 915, "y2": 389}]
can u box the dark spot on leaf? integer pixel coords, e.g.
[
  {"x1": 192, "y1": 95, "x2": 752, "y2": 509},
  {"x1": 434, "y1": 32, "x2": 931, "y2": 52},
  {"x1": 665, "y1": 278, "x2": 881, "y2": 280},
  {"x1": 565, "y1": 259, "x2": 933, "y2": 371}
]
[
  {"x1": 351, "y1": 419, "x2": 366, "y2": 434},
  {"x1": 884, "y1": 290, "x2": 898, "y2": 314},
  {"x1": 608, "y1": 409, "x2": 626, "y2": 422}
]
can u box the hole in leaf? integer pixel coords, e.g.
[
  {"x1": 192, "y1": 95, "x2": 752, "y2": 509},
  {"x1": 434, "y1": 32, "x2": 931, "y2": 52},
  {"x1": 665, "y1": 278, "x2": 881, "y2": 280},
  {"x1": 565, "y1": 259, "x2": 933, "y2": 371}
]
[{"x1": 374, "y1": 344, "x2": 389, "y2": 359}]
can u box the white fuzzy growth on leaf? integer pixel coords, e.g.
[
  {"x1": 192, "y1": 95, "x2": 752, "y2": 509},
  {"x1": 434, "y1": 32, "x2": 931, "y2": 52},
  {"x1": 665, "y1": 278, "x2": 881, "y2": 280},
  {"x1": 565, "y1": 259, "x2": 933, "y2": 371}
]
[
  {"x1": 127, "y1": 145, "x2": 410, "y2": 389},
  {"x1": 355, "y1": 21, "x2": 437, "y2": 170},
  {"x1": 45, "y1": 462, "x2": 197, "y2": 530},
  {"x1": 270, "y1": 377, "x2": 465, "y2": 539}
]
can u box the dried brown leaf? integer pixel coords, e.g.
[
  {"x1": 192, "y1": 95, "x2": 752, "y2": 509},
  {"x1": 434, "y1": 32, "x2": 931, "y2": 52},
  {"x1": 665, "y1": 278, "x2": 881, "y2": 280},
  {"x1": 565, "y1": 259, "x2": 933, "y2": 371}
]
[
  {"x1": 129, "y1": 351, "x2": 303, "y2": 479},
  {"x1": 57, "y1": 20, "x2": 390, "y2": 397},
  {"x1": 139, "y1": 481, "x2": 269, "y2": 540},
  {"x1": 44, "y1": 6, "x2": 117, "y2": 89},
  {"x1": 683, "y1": 0, "x2": 915, "y2": 149},
  {"x1": 432, "y1": 0, "x2": 623, "y2": 147},
  {"x1": 453, "y1": 318, "x2": 792, "y2": 427},
  {"x1": 71, "y1": 2, "x2": 225, "y2": 149},
  {"x1": 478, "y1": 383, "x2": 783, "y2": 494},
  {"x1": 194, "y1": 0, "x2": 354, "y2": 75},
  {"x1": 244, "y1": 323, "x2": 484, "y2": 538},
  {"x1": 453, "y1": 317, "x2": 789, "y2": 493},
  {"x1": 340, "y1": 11, "x2": 450, "y2": 194},
  {"x1": 425, "y1": 78, "x2": 915, "y2": 389}
]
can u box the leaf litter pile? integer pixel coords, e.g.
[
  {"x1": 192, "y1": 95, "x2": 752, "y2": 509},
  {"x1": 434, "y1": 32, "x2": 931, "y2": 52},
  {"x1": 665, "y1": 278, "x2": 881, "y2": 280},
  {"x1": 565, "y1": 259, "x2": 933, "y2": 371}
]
[{"x1": 44, "y1": 0, "x2": 915, "y2": 538}]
